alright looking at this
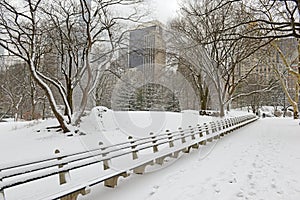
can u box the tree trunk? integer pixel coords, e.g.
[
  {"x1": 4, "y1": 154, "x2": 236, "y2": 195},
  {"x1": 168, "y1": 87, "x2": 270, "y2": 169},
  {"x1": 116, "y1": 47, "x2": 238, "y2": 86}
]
[
  {"x1": 42, "y1": 97, "x2": 46, "y2": 120},
  {"x1": 200, "y1": 86, "x2": 209, "y2": 110},
  {"x1": 65, "y1": 87, "x2": 73, "y2": 116},
  {"x1": 73, "y1": 13, "x2": 93, "y2": 126},
  {"x1": 30, "y1": 81, "x2": 36, "y2": 120},
  {"x1": 219, "y1": 103, "x2": 225, "y2": 117},
  {"x1": 46, "y1": 92, "x2": 70, "y2": 133},
  {"x1": 226, "y1": 102, "x2": 230, "y2": 112},
  {"x1": 293, "y1": 109, "x2": 299, "y2": 119},
  {"x1": 73, "y1": 51, "x2": 93, "y2": 126},
  {"x1": 29, "y1": 62, "x2": 70, "y2": 133},
  {"x1": 200, "y1": 99, "x2": 207, "y2": 110},
  {"x1": 31, "y1": 101, "x2": 35, "y2": 120},
  {"x1": 217, "y1": 86, "x2": 225, "y2": 118}
]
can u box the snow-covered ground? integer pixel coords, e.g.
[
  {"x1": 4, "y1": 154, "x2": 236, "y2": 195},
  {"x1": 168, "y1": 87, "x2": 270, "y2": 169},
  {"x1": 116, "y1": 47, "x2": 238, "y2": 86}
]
[
  {"x1": 79, "y1": 118, "x2": 300, "y2": 200},
  {"x1": 0, "y1": 108, "x2": 237, "y2": 166},
  {"x1": 1, "y1": 109, "x2": 300, "y2": 200}
]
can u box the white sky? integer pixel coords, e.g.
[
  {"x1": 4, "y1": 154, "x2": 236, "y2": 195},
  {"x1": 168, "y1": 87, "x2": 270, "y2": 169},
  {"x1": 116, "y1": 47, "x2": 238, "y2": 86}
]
[
  {"x1": 6, "y1": 0, "x2": 181, "y2": 25},
  {"x1": 147, "y1": 0, "x2": 181, "y2": 24}
]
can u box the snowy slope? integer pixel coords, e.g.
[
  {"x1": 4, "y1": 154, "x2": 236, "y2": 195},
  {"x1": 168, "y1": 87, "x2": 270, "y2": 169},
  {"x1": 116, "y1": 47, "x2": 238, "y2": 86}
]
[
  {"x1": 79, "y1": 118, "x2": 300, "y2": 200},
  {"x1": 79, "y1": 107, "x2": 221, "y2": 146}
]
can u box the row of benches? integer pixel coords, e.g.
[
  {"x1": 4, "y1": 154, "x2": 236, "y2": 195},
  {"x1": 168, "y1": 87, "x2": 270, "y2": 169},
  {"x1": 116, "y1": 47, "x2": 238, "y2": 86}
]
[{"x1": 0, "y1": 114, "x2": 258, "y2": 200}]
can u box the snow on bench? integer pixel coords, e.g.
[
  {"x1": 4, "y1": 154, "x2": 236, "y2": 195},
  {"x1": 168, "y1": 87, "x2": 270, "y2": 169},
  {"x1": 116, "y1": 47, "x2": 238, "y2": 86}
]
[{"x1": 0, "y1": 114, "x2": 258, "y2": 200}]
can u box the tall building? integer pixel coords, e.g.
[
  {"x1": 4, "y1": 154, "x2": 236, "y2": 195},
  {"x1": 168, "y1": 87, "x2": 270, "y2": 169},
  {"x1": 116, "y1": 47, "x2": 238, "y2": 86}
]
[
  {"x1": 107, "y1": 21, "x2": 204, "y2": 111},
  {"x1": 129, "y1": 20, "x2": 166, "y2": 81}
]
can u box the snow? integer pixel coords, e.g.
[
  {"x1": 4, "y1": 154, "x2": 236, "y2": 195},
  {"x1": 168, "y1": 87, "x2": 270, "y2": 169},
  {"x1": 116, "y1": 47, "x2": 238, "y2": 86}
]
[
  {"x1": 78, "y1": 117, "x2": 300, "y2": 200},
  {"x1": 1, "y1": 108, "x2": 300, "y2": 200}
]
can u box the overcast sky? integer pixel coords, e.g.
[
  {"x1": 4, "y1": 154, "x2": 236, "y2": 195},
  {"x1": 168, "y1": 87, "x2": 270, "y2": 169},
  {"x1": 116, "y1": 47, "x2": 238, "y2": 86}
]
[{"x1": 147, "y1": 0, "x2": 181, "y2": 24}]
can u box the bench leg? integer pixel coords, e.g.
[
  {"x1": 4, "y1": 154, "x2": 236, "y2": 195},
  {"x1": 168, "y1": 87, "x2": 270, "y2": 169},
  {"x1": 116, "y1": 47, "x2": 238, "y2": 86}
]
[
  {"x1": 172, "y1": 150, "x2": 181, "y2": 158},
  {"x1": 191, "y1": 143, "x2": 199, "y2": 149},
  {"x1": 199, "y1": 140, "x2": 207, "y2": 145},
  {"x1": 153, "y1": 145, "x2": 158, "y2": 153},
  {"x1": 55, "y1": 149, "x2": 70, "y2": 185},
  {"x1": 60, "y1": 187, "x2": 90, "y2": 200},
  {"x1": 133, "y1": 161, "x2": 154, "y2": 174},
  {"x1": 59, "y1": 167, "x2": 70, "y2": 184},
  {"x1": 132, "y1": 151, "x2": 138, "y2": 160},
  {"x1": 103, "y1": 160, "x2": 110, "y2": 170},
  {"x1": 182, "y1": 146, "x2": 191, "y2": 154},
  {"x1": 155, "y1": 154, "x2": 172, "y2": 165},
  {"x1": 104, "y1": 172, "x2": 129, "y2": 188},
  {"x1": 214, "y1": 135, "x2": 220, "y2": 140},
  {"x1": 0, "y1": 191, "x2": 5, "y2": 200}
]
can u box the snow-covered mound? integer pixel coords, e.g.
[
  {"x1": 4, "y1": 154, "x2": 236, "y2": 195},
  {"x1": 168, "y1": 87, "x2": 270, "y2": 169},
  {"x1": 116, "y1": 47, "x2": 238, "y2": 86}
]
[{"x1": 79, "y1": 107, "x2": 219, "y2": 145}]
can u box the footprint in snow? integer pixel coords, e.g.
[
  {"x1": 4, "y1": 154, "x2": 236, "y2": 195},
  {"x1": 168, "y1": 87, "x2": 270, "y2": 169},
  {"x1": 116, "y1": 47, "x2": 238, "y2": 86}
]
[
  {"x1": 228, "y1": 177, "x2": 237, "y2": 184},
  {"x1": 252, "y1": 162, "x2": 264, "y2": 169},
  {"x1": 247, "y1": 173, "x2": 253, "y2": 180},
  {"x1": 276, "y1": 189, "x2": 284, "y2": 195},
  {"x1": 248, "y1": 191, "x2": 256, "y2": 196},
  {"x1": 249, "y1": 182, "x2": 255, "y2": 189},
  {"x1": 149, "y1": 185, "x2": 160, "y2": 196},
  {"x1": 271, "y1": 183, "x2": 276, "y2": 189},
  {"x1": 212, "y1": 183, "x2": 221, "y2": 193},
  {"x1": 236, "y1": 191, "x2": 244, "y2": 198}
]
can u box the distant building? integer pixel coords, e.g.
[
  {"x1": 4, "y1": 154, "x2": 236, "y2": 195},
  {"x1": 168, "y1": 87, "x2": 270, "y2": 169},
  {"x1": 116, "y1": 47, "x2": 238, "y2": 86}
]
[
  {"x1": 232, "y1": 37, "x2": 298, "y2": 110},
  {"x1": 275, "y1": 38, "x2": 298, "y2": 88},
  {"x1": 100, "y1": 21, "x2": 203, "y2": 111},
  {"x1": 129, "y1": 20, "x2": 166, "y2": 81}
]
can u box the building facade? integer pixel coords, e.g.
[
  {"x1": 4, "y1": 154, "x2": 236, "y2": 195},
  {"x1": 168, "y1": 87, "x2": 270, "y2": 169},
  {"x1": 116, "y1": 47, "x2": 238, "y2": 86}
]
[{"x1": 129, "y1": 20, "x2": 166, "y2": 81}]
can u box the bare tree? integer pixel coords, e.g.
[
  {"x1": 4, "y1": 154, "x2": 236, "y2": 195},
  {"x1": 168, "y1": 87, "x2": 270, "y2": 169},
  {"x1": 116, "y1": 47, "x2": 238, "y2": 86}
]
[
  {"x1": 170, "y1": 0, "x2": 270, "y2": 116},
  {"x1": 233, "y1": 68, "x2": 279, "y2": 114},
  {"x1": 40, "y1": 0, "x2": 143, "y2": 125},
  {"x1": 0, "y1": 60, "x2": 47, "y2": 121},
  {"x1": 0, "y1": 0, "x2": 71, "y2": 132},
  {"x1": 225, "y1": 0, "x2": 300, "y2": 39},
  {"x1": 270, "y1": 39, "x2": 299, "y2": 118},
  {"x1": 177, "y1": 58, "x2": 210, "y2": 110},
  {"x1": 219, "y1": 0, "x2": 300, "y2": 118},
  {"x1": 165, "y1": 47, "x2": 211, "y2": 110},
  {"x1": 0, "y1": 0, "x2": 143, "y2": 132},
  {"x1": 0, "y1": 63, "x2": 26, "y2": 121},
  {"x1": 73, "y1": 0, "x2": 144, "y2": 125}
]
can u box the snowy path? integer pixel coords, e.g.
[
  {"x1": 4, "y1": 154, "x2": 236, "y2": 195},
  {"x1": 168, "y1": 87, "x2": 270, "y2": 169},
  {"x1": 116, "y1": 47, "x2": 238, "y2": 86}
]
[{"x1": 81, "y1": 118, "x2": 300, "y2": 200}]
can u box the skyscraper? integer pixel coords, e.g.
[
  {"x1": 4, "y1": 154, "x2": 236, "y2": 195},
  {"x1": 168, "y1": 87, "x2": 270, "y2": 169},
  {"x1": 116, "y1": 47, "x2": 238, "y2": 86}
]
[
  {"x1": 129, "y1": 20, "x2": 166, "y2": 81},
  {"x1": 111, "y1": 21, "x2": 200, "y2": 111}
]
